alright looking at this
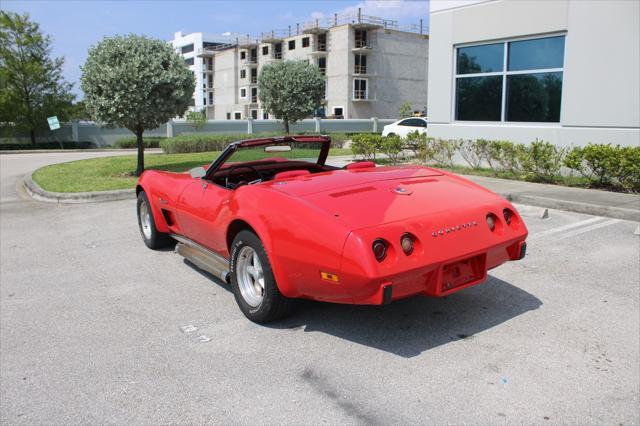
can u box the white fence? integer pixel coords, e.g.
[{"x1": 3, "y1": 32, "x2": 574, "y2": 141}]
[{"x1": 5, "y1": 118, "x2": 395, "y2": 147}]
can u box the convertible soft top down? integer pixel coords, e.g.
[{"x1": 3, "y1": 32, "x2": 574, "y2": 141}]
[{"x1": 136, "y1": 136, "x2": 528, "y2": 322}]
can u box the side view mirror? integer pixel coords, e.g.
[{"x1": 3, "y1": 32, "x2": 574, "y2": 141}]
[{"x1": 189, "y1": 166, "x2": 206, "y2": 179}]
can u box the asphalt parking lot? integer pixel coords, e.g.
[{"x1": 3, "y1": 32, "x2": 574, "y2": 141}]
[{"x1": 1, "y1": 153, "x2": 639, "y2": 425}]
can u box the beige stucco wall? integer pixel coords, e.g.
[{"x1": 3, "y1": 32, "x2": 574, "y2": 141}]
[{"x1": 427, "y1": 0, "x2": 640, "y2": 146}]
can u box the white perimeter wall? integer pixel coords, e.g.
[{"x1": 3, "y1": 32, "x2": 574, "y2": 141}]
[{"x1": 427, "y1": 0, "x2": 640, "y2": 147}]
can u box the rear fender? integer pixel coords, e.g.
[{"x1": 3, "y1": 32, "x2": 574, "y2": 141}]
[{"x1": 225, "y1": 214, "x2": 296, "y2": 297}]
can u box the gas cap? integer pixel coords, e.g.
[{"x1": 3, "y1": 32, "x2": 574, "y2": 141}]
[{"x1": 390, "y1": 185, "x2": 413, "y2": 195}]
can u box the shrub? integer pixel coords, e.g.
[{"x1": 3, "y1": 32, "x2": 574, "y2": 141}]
[
  {"x1": 430, "y1": 138, "x2": 461, "y2": 168},
  {"x1": 459, "y1": 139, "x2": 488, "y2": 169},
  {"x1": 519, "y1": 139, "x2": 566, "y2": 183},
  {"x1": 160, "y1": 132, "x2": 356, "y2": 154},
  {"x1": 186, "y1": 110, "x2": 207, "y2": 132},
  {"x1": 351, "y1": 133, "x2": 382, "y2": 161},
  {"x1": 487, "y1": 140, "x2": 525, "y2": 176},
  {"x1": 398, "y1": 101, "x2": 413, "y2": 119},
  {"x1": 565, "y1": 143, "x2": 640, "y2": 192},
  {"x1": 113, "y1": 136, "x2": 163, "y2": 149},
  {"x1": 565, "y1": 143, "x2": 620, "y2": 186},
  {"x1": 616, "y1": 146, "x2": 640, "y2": 193},
  {"x1": 381, "y1": 135, "x2": 403, "y2": 165},
  {"x1": 405, "y1": 131, "x2": 429, "y2": 162},
  {"x1": 160, "y1": 134, "x2": 245, "y2": 153}
]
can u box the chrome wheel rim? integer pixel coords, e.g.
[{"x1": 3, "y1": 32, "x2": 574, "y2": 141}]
[
  {"x1": 236, "y1": 246, "x2": 265, "y2": 307},
  {"x1": 139, "y1": 201, "x2": 152, "y2": 240}
]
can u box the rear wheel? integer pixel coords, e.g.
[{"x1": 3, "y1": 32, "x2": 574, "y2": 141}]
[
  {"x1": 230, "y1": 230, "x2": 294, "y2": 323},
  {"x1": 137, "y1": 191, "x2": 173, "y2": 249}
]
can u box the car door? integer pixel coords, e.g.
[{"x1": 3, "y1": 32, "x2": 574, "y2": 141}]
[
  {"x1": 396, "y1": 118, "x2": 415, "y2": 137},
  {"x1": 175, "y1": 179, "x2": 232, "y2": 255}
]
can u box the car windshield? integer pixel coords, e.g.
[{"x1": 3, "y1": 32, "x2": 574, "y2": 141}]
[{"x1": 222, "y1": 141, "x2": 324, "y2": 166}]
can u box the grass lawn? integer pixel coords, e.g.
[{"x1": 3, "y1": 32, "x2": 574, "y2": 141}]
[{"x1": 32, "y1": 148, "x2": 352, "y2": 193}]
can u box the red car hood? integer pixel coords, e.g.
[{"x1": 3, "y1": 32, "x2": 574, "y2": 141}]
[{"x1": 264, "y1": 166, "x2": 503, "y2": 230}]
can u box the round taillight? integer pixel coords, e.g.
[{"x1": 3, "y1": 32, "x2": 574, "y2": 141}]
[
  {"x1": 372, "y1": 239, "x2": 387, "y2": 262},
  {"x1": 486, "y1": 214, "x2": 496, "y2": 231},
  {"x1": 503, "y1": 208, "x2": 512, "y2": 225},
  {"x1": 400, "y1": 233, "x2": 414, "y2": 255}
]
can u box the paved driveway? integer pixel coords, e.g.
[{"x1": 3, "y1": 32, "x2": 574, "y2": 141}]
[{"x1": 1, "y1": 153, "x2": 638, "y2": 424}]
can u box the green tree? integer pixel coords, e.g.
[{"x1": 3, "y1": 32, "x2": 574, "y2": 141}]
[
  {"x1": 0, "y1": 11, "x2": 74, "y2": 146},
  {"x1": 258, "y1": 60, "x2": 324, "y2": 134},
  {"x1": 81, "y1": 34, "x2": 194, "y2": 175},
  {"x1": 398, "y1": 101, "x2": 413, "y2": 119},
  {"x1": 186, "y1": 109, "x2": 207, "y2": 132},
  {"x1": 69, "y1": 100, "x2": 90, "y2": 121}
]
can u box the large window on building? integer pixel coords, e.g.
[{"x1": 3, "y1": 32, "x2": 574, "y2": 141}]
[
  {"x1": 181, "y1": 44, "x2": 194, "y2": 54},
  {"x1": 454, "y1": 35, "x2": 565, "y2": 123},
  {"x1": 184, "y1": 57, "x2": 194, "y2": 66}
]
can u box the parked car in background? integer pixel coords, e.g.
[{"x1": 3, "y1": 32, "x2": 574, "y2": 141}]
[{"x1": 382, "y1": 117, "x2": 428, "y2": 138}]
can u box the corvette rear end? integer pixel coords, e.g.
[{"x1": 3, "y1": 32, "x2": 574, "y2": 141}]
[{"x1": 272, "y1": 167, "x2": 528, "y2": 305}]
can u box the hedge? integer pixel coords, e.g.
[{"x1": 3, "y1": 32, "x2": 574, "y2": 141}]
[
  {"x1": 0, "y1": 141, "x2": 98, "y2": 150},
  {"x1": 158, "y1": 132, "x2": 355, "y2": 154},
  {"x1": 350, "y1": 131, "x2": 640, "y2": 193},
  {"x1": 113, "y1": 136, "x2": 164, "y2": 149}
]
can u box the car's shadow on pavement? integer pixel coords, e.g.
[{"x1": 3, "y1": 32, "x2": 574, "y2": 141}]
[
  {"x1": 185, "y1": 260, "x2": 541, "y2": 358},
  {"x1": 268, "y1": 276, "x2": 542, "y2": 358}
]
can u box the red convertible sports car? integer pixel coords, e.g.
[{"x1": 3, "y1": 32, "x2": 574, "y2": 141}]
[{"x1": 136, "y1": 135, "x2": 527, "y2": 322}]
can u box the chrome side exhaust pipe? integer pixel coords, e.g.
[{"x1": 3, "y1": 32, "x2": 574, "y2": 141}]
[{"x1": 172, "y1": 235, "x2": 230, "y2": 283}]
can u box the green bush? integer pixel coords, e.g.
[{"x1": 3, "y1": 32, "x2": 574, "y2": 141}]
[
  {"x1": 459, "y1": 139, "x2": 488, "y2": 169},
  {"x1": 351, "y1": 133, "x2": 383, "y2": 161},
  {"x1": 565, "y1": 143, "x2": 640, "y2": 192},
  {"x1": 113, "y1": 136, "x2": 164, "y2": 149},
  {"x1": 380, "y1": 135, "x2": 404, "y2": 165},
  {"x1": 405, "y1": 131, "x2": 429, "y2": 162},
  {"x1": 160, "y1": 132, "x2": 354, "y2": 154},
  {"x1": 519, "y1": 139, "x2": 566, "y2": 183},
  {"x1": 487, "y1": 140, "x2": 525, "y2": 176},
  {"x1": 0, "y1": 141, "x2": 98, "y2": 150},
  {"x1": 430, "y1": 138, "x2": 462, "y2": 168}
]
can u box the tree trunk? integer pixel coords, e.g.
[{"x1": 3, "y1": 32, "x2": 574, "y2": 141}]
[
  {"x1": 135, "y1": 127, "x2": 145, "y2": 176},
  {"x1": 30, "y1": 129, "x2": 36, "y2": 147},
  {"x1": 283, "y1": 119, "x2": 290, "y2": 135}
]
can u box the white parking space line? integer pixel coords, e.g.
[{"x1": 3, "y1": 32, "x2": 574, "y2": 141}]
[
  {"x1": 530, "y1": 216, "x2": 604, "y2": 239},
  {"x1": 556, "y1": 219, "x2": 621, "y2": 241}
]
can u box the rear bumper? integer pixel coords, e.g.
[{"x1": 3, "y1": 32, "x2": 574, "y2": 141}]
[{"x1": 346, "y1": 238, "x2": 526, "y2": 305}]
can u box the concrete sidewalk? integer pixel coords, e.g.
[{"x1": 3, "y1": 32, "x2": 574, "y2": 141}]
[{"x1": 461, "y1": 174, "x2": 639, "y2": 222}]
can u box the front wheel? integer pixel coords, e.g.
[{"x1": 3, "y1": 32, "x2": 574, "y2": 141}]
[
  {"x1": 137, "y1": 191, "x2": 173, "y2": 250},
  {"x1": 230, "y1": 230, "x2": 294, "y2": 323}
]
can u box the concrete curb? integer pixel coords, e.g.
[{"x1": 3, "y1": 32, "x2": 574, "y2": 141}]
[
  {"x1": 501, "y1": 193, "x2": 639, "y2": 222},
  {"x1": 23, "y1": 171, "x2": 135, "y2": 203}
]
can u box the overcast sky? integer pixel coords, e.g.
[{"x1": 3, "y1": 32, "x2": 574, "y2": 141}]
[{"x1": 3, "y1": 0, "x2": 429, "y2": 98}]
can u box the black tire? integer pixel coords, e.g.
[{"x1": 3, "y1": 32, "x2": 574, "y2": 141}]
[
  {"x1": 136, "y1": 191, "x2": 173, "y2": 250},
  {"x1": 230, "y1": 230, "x2": 295, "y2": 323}
]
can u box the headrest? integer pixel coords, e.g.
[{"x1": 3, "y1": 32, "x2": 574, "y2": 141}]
[
  {"x1": 346, "y1": 161, "x2": 375, "y2": 170},
  {"x1": 273, "y1": 170, "x2": 311, "y2": 180}
]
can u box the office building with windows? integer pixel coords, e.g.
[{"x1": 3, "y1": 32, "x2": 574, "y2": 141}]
[
  {"x1": 427, "y1": 0, "x2": 639, "y2": 146},
  {"x1": 174, "y1": 11, "x2": 429, "y2": 120}
]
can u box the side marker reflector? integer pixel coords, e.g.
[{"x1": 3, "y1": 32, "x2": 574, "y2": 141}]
[{"x1": 320, "y1": 272, "x2": 340, "y2": 283}]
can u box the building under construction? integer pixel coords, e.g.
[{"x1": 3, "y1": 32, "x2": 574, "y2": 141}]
[{"x1": 172, "y1": 10, "x2": 429, "y2": 120}]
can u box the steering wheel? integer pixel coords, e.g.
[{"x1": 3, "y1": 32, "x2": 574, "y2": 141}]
[{"x1": 225, "y1": 164, "x2": 264, "y2": 189}]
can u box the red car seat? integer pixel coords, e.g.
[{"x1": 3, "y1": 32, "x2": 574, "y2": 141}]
[
  {"x1": 273, "y1": 170, "x2": 311, "y2": 180},
  {"x1": 346, "y1": 161, "x2": 375, "y2": 170}
]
